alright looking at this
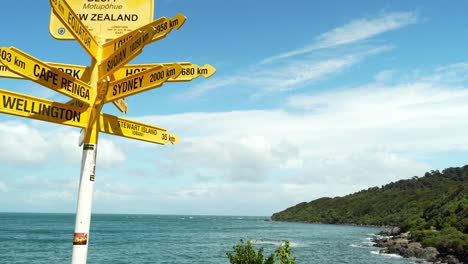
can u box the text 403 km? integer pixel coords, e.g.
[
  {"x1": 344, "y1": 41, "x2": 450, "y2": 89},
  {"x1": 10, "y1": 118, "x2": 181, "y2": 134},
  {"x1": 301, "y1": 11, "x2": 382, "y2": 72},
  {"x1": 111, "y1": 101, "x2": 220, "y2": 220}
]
[{"x1": 0, "y1": 49, "x2": 12, "y2": 63}]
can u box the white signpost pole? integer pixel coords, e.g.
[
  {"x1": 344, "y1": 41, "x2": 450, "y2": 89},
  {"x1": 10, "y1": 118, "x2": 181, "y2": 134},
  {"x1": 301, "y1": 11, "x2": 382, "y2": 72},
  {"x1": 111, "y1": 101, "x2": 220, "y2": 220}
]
[
  {"x1": 70, "y1": 37, "x2": 104, "y2": 262},
  {"x1": 72, "y1": 142, "x2": 97, "y2": 263}
]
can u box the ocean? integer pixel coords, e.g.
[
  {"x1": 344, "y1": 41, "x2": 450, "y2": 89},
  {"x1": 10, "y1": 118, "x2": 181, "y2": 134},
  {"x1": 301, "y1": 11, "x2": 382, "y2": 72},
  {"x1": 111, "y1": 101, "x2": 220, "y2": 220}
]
[{"x1": 0, "y1": 213, "x2": 425, "y2": 264}]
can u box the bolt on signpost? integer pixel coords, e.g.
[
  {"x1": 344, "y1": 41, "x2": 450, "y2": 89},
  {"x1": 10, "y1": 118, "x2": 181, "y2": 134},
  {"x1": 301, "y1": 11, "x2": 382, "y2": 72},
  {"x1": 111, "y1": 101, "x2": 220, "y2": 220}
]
[{"x1": 0, "y1": 0, "x2": 215, "y2": 263}]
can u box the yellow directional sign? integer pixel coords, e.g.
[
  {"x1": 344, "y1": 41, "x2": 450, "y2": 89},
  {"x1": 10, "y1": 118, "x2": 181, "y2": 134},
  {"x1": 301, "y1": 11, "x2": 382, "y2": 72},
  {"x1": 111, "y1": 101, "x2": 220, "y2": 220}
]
[
  {"x1": 0, "y1": 47, "x2": 94, "y2": 105},
  {"x1": 0, "y1": 88, "x2": 89, "y2": 128},
  {"x1": 102, "y1": 17, "x2": 165, "y2": 55},
  {"x1": 0, "y1": 61, "x2": 22, "y2": 79},
  {"x1": 101, "y1": 14, "x2": 186, "y2": 56},
  {"x1": 104, "y1": 64, "x2": 182, "y2": 103},
  {"x1": 49, "y1": 0, "x2": 100, "y2": 59},
  {"x1": 65, "y1": 98, "x2": 87, "y2": 109},
  {"x1": 113, "y1": 63, "x2": 216, "y2": 82},
  {"x1": 99, "y1": 113, "x2": 175, "y2": 145},
  {"x1": 169, "y1": 133, "x2": 179, "y2": 145},
  {"x1": 49, "y1": 0, "x2": 154, "y2": 41},
  {"x1": 49, "y1": 62, "x2": 88, "y2": 80},
  {"x1": 99, "y1": 26, "x2": 155, "y2": 79},
  {"x1": 66, "y1": 97, "x2": 128, "y2": 114},
  {"x1": 150, "y1": 13, "x2": 186, "y2": 44},
  {"x1": 112, "y1": 98, "x2": 128, "y2": 114},
  {"x1": 1, "y1": 61, "x2": 87, "y2": 80},
  {"x1": 174, "y1": 63, "x2": 216, "y2": 82}
]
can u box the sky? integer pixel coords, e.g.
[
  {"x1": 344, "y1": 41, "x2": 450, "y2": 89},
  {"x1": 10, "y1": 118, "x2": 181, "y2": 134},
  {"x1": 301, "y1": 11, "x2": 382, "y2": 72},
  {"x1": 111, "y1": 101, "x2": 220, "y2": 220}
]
[{"x1": 1, "y1": 0, "x2": 468, "y2": 216}]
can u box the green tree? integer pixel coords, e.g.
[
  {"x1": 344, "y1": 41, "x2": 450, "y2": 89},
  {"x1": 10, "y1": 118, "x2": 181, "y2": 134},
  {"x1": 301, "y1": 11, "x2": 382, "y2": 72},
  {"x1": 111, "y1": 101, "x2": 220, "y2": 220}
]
[
  {"x1": 226, "y1": 240, "x2": 296, "y2": 264},
  {"x1": 274, "y1": 241, "x2": 296, "y2": 264}
]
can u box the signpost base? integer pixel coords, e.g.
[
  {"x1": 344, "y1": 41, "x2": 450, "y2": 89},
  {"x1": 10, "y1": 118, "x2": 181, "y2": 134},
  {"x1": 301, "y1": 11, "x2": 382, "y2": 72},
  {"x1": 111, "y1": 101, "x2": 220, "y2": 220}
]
[{"x1": 71, "y1": 143, "x2": 97, "y2": 264}]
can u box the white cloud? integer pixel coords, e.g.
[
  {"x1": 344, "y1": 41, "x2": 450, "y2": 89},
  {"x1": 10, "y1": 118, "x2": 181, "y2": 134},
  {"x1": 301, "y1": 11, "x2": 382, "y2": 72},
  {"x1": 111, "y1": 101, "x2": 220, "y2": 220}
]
[
  {"x1": 4, "y1": 61, "x2": 468, "y2": 215},
  {"x1": 179, "y1": 76, "x2": 245, "y2": 99},
  {"x1": 316, "y1": 12, "x2": 418, "y2": 49},
  {"x1": 179, "y1": 11, "x2": 417, "y2": 99},
  {"x1": 146, "y1": 63, "x2": 468, "y2": 191},
  {"x1": 260, "y1": 12, "x2": 419, "y2": 64},
  {"x1": 96, "y1": 138, "x2": 126, "y2": 168},
  {"x1": 0, "y1": 121, "x2": 126, "y2": 167},
  {"x1": 0, "y1": 181, "x2": 7, "y2": 192},
  {"x1": 0, "y1": 121, "x2": 49, "y2": 164},
  {"x1": 252, "y1": 46, "x2": 392, "y2": 95},
  {"x1": 181, "y1": 46, "x2": 391, "y2": 99}
]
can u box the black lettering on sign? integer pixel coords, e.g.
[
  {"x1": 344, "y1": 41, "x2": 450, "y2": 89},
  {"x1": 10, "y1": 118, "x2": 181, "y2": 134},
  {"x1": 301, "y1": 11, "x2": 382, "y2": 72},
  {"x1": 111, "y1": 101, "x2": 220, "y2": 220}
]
[
  {"x1": 129, "y1": 37, "x2": 142, "y2": 52},
  {"x1": 181, "y1": 68, "x2": 195, "y2": 76},
  {"x1": 170, "y1": 19, "x2": 179, "y2": 28},
  {"x1": 33, "y1": 64, "x2": 59, "y2": 85},
  {"x1": 141, "y1": 127, "x2": 158, "y2": 135},
  {"x1": 118, "y1": 120, "x2": 148, "y2": 137},
  {"x1": 154, "y1": 22, "x2": 168, "y2": 34},
  {"x1": 1, "y1": 95, "x2": 82, "y2": 122},
  {"x1": 57, "y1": 67, "x2": 81, "y2": 79},
  {"x1": 107, "y1": 49, "x2": 127, "y2": 72},
  {"x1": 113, "y1": 35, "x2": 133, "y2": 51},
  {"x1": 166, "y1": 68, "x2": 176, "y2": 77},
  {"x1": 125, "y1": 68, "x2": 146, "y2": 77},
  {"x1": 150, "y1": 71, "x2": 164, "y2": 82},
  {"x1": 67, "y1": 13, "x2": 92, "y2": 48},
  {"x1": 77, "y1": 13, "x2": 89, "y2": 21},
  {"x1": 91, "y1": 14, "x2": 138, "y2": 22},
  {"x1": 0, "y1": 49, "x2": 12, "y2": 63},
  {"x1": 169, "y1": 136, "x2": 176, "y2": 143},
  {"x1": 13, "y1": 57, "x2": 26, "y2": 69},
  {"x1": 198, "y1": 68, "x2": 208, "y2": 75},
  {"x1": 60, "y1": 77, "x2": 90, "y2": 100},
  {"x1": 112, "y1": 76, "x2": 144, "y2": 96}
]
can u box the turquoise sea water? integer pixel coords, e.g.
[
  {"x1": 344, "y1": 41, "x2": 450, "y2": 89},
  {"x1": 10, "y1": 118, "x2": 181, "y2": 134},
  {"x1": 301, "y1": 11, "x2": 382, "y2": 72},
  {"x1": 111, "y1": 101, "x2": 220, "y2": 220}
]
[{"x1": 0, "y1": 213, "x2": 425, "y2": 264}]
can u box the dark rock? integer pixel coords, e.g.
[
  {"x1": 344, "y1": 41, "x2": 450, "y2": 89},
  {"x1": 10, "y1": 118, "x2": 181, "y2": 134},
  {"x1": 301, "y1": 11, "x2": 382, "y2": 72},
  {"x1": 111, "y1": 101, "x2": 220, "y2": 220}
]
[
  {"x1": 400, "y1": 232, "x2": 409, "y2": 239},
  {"x1": 420, "y1": 247, "x2": 439, "y2": 262},
  {"x1": 399, "y1": 242, "x2": 423, "y2": 258},
  {"x1": 373, "y1": 233, "x2": 444, "y2": 263},
  {"x1": 390, "y1": 226, "x2": 401, "y2": 236},
  {"x1": 444, "y1": 255, "x2": 462, "y2": 264}
]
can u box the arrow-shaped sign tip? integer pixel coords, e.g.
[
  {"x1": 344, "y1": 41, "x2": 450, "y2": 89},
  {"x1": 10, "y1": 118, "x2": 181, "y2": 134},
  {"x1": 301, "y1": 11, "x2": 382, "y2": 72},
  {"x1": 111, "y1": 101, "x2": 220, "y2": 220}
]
[
  {"x1": 169, "y1": 133, "x2": 179, "y2": 145},
  {"x1": 173, "y1": 13, "x2": 187, "y2": 30},
  {"x1": 202, "y1": 64, "x2": 217, "y2": 78}
]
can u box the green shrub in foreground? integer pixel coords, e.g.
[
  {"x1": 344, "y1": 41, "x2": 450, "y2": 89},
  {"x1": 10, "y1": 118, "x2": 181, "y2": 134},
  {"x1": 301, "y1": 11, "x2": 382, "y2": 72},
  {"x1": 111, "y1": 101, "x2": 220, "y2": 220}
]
[{"x1": 226, "y1": 239, "x2": 296, "y2": 264}]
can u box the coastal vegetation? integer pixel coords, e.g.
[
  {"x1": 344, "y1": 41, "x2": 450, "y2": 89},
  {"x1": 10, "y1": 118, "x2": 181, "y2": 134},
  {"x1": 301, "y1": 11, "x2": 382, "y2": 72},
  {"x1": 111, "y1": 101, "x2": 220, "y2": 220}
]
[
  {"x1": 226, "y1": 240, "x2": 296, "y2": 264},
  {"x1": 271, "y1": 166, "x2": 468, "y2": 262}
]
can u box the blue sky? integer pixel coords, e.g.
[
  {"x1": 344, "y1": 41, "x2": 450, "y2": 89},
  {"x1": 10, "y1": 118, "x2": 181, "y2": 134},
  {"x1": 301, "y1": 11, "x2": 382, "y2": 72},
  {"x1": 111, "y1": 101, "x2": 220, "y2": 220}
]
[{"x1": 1, "y1": 0, "x2": 468, "y2": 216}]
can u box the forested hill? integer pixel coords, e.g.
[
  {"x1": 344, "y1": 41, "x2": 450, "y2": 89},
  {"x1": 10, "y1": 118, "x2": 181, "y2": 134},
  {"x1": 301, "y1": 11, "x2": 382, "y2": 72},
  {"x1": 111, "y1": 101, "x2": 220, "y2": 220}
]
[
  {"x1": 271, "y1": 166, "x2": 467, "y2": 260},
  {"x1": 271, "y1": 166, "x2": 467, "y2": 226}
]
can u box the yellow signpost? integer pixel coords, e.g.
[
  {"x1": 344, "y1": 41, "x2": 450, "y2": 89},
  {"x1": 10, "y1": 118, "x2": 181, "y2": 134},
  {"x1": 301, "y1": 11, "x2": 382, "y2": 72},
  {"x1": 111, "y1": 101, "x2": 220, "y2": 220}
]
[
  {"x1": 0, "y1": 89, "x2": 89, "y2": 128},
  {"x1": 114, "y1": 62, "x2": 217, "y2": 82},
  {"x1": 49, "y1": 0, "x2": 101, "y2": 59},
  {"x1": 0, "y1": 47, "x2": 95, "y2": 105},
  {"x1": 111, "y1": 98, "x2": 129, "y2": 114},
  {"x1": 1, "y1": 61, "x2": 87, "y2": 80},
  {"x1": 49, "y1": 0, "x2": 154, "y2": 41},
  {"x1": 99, "y1": 113, "x2": 175, "y2": 145},
  {"x1": 104, "y1": 64, "x2": 182, "y2": 103},
  {"x1": 101, "y1": 13, "x2": 186, "y2": 56},
  {"x1": 98, "y1": 25, "x2": 155, "y2": 79},
  {"x1": 1, "y1": 1, "x2": 216, "y2": 263}
]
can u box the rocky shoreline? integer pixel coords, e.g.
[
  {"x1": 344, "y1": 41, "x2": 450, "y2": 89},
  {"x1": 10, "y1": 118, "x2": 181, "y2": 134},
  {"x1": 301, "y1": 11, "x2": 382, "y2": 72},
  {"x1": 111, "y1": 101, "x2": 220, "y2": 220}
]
[{"x1": 372, "y1": 227, "x2": 464, "y2": 264}]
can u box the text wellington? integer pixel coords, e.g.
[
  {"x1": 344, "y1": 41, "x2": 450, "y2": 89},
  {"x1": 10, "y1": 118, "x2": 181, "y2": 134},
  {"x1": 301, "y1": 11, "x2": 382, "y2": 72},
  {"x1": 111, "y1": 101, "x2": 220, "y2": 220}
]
[{"x1": 2, "y1": 95, "x2": 83, "y2": 122}]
